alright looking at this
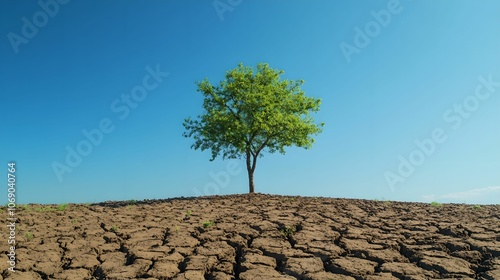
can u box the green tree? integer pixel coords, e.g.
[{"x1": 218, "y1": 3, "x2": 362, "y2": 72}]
[{"x1": 183, "y1": 63, "x2": 324, "y2": 193}]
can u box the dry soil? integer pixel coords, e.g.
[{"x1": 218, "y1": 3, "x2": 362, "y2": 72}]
[{"x1": 1, "y1": 194, "x2": 499, "y2": 279}]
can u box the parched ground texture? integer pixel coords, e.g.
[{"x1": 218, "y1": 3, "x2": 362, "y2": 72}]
[{"x1": 1, "y1": 194, "x2": 499, "y2": 280}]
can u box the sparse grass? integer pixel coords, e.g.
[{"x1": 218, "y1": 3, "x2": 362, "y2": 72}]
[
  {"x1": 57, "y1": 203, "x2": 69, "y2": 211},
  {"x1": 174, "y1": 226, "x2": 180, "y2": 232},
  {"x1": 280, "y1": 226, "x2": 296, "y2": 238},
  {"x1": 186, "y1": 210, "x2": 193, "y2": 218},
  {"x1": 71, "y1": 219, "x2": 78, "y2": 224},
  {"x1": 25, "y1": 231, "x2": 34, "y2": 241},
  {"x1": 16, "y1": 204, "x2": 30, "y2": 211},
  {"x1": 26, "y1": 204, "x2": 69, "y2": 212},
  {"x1": 33, "y1": 206, "x2": 55, "y2": 212},
  {"x1": 111, "y1": 225, "x2": 118, "y2": 232},
  {"x1": 202, "y1": 220, "x2": 215, "y2": 228},
  {"x1": 471, "y1": 204, "x2": 481, "y2": 210},
  {"x1": 430, "y1": 201, "x2": 443, "y2": 207},
  {"x1": 374, "y1": 198, "x2": 391, "y2": 206}
]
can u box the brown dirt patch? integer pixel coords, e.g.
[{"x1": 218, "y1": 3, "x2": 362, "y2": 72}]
[{"x1": 1, "y1": 194, "x2": 499, "y2": 279}]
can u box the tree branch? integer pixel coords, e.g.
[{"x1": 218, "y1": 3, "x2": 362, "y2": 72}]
[
  {"x1": 251, "y1": 151, "x2": 258, "y2": 173},
  {"x1": 255, "y1": 132, "x2": 274, "y2": 156},
  {"x1": 224, "y1": 103, "x2": 241, "y2": 123}
]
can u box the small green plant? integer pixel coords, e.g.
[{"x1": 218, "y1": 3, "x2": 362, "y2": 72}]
[
  {"x1": 128, "y1": 199, "x2": 137, "y2": 205},
  {"x1": 57, "y1": 203, "x2": 69, "y2": 211},
  {"x1": 174, "y1": 226, "x2": 180, "y2": 232},
  {"x1": 186, "y1": 210, "x2": 193, "y2": 217},
  {"x1": 430, "y1": 201, "x2": 442, "y2": 207},
  {"x1": 71, "y1": 219, "x2": 78, "y2": 224},
  {"x1": 25, "y1": 231, "x2": 34, "y2": 241},
  {"x1": 280, "y1": 226, "x2": 296, "y2": 238},
  {"x1": 472, "y1": 204, "x2": 481, "y2": 210},
  {"x1": 16, "y1": 204, "x2": 29, "y2": 210},
  {"x1": 202, "y1": 220, "x2": 215, "y2": 228},
  {"x1": 111, "y1": 225, "x2": 118, "y2": 232}
]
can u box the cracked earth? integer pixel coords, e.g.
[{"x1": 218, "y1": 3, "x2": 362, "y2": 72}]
[{"x1": 1, "y1": 194, "x2": 499, "y2": 279}]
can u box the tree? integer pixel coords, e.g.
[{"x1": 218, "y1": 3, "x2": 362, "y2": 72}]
[{"x1": 183, "y1": 63, "x2": 324, "y2": 193}]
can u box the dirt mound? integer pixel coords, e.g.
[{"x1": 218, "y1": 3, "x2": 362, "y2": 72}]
[{"x1": 1, "y1": 194, "x2": 499, "y2": 279}]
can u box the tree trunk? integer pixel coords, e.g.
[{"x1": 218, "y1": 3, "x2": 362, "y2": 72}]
[
  {"x1": 247, "y1": 168, "x2": 255, "y2": 193},
  {"x1": 246, "y1": 151, "x2": 257, "y2": 193}
]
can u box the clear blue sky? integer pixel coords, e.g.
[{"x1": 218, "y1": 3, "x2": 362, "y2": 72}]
[{"x1": 1, "y1": 0, "x2": 499, "y2": 204}]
